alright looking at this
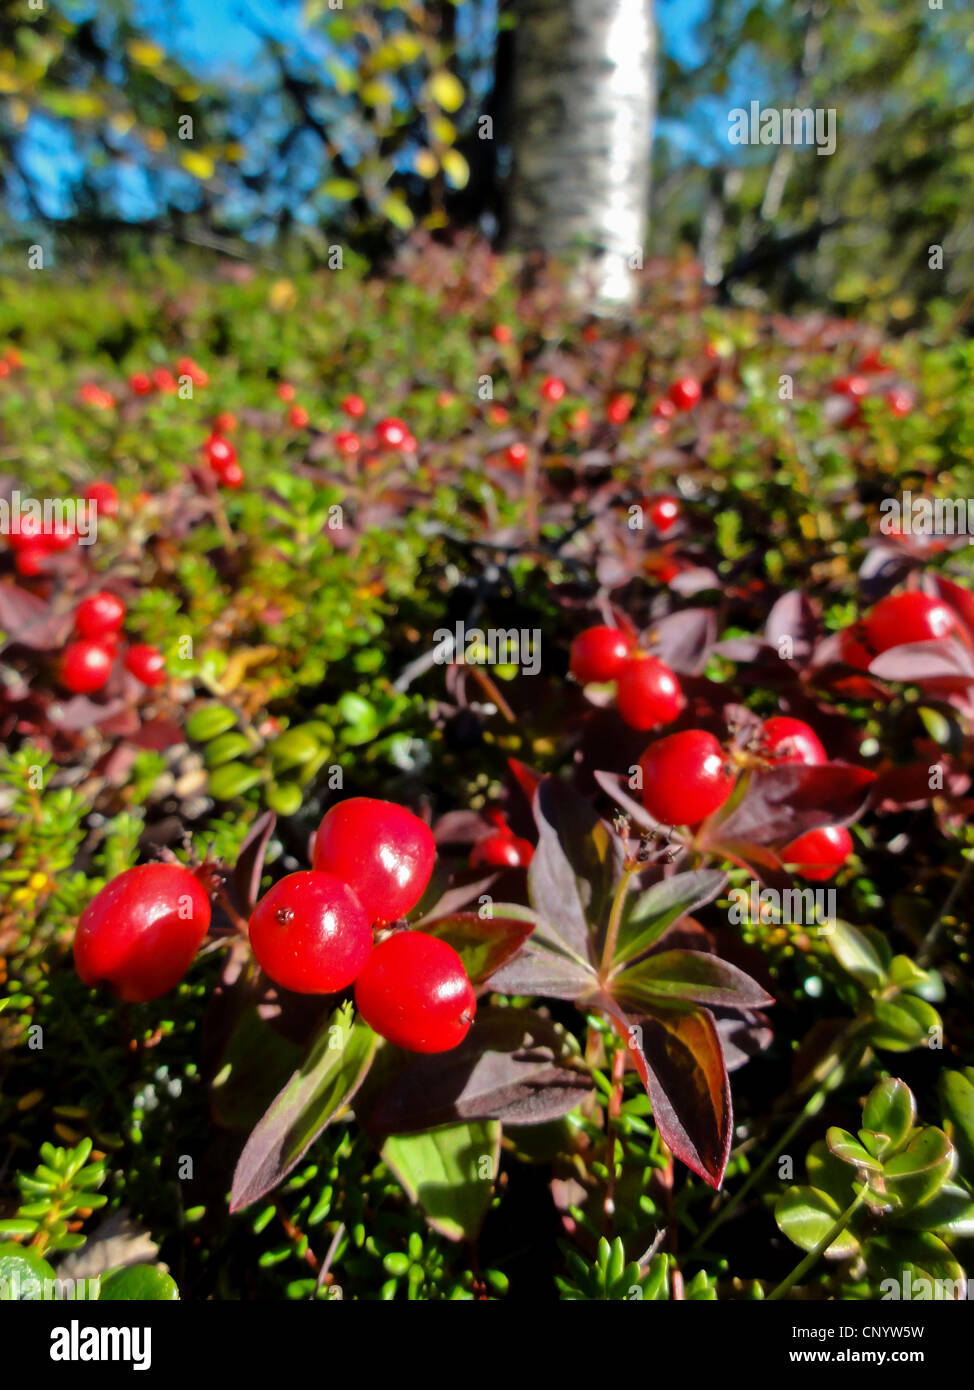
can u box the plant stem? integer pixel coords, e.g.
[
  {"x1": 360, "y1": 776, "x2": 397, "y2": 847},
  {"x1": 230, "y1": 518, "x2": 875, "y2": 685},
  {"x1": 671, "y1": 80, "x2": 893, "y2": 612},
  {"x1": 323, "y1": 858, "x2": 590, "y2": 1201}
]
[
  {"x1": 766, "y1": 1188, "x2": 865, "y2": 1301},
  {"x1": 600, "y1": 862, "x2": 640, "y2": 976}
]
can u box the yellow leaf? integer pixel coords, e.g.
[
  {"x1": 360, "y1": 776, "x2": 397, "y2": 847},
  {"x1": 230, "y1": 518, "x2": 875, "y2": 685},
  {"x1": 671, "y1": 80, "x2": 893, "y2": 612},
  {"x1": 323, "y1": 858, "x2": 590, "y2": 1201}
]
[
  {"x1": 414, "y1": 148, "x2": 439, "y2": 179},
  {"x1": 441, "y1": 148, "x2": 469, "y2": 189},
  {"x1": 427, "y1": 70, "x2": 464, "y2": 113},
  {"x1": 381, "y1": 193, "x2": 415, "y2": 232},
  {"x1": 180, "y1": 150, "x2": 215, "y2": 179},
  {"x1": 127, "y1": 39, "x2": 165, "y2": 69},
  {"x1": 430, "y1": 115, "x2": 456, "y2": 145},
  {"x1": 0, "y1": 72, "x2": 21, "y2": 94},
  {"x1": 360, "y1": 78, "x2": 393, "y2": 107}
]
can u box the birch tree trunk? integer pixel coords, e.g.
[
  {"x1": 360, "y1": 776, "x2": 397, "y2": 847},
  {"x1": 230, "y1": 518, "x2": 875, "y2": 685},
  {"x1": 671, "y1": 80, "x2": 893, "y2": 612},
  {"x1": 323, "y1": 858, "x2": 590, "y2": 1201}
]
[{"x1": 508, "y1": 0, "x2": 656, "y2": 310}]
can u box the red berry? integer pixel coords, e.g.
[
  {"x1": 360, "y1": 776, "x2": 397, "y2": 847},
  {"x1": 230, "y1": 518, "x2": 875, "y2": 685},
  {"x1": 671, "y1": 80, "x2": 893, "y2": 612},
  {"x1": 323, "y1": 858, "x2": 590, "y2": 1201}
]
[
  {"x1": 858, "y1": 348, "x2": 885, "y2": 373},
  {"x1": 152, "y1": 368, "x2": 177, "y2": 394},
  {"x1": 781, "y1": 825, "x2": 852, "y2": 881},
  {"x1": 653, "y1": 398, "x2": 677, "y2": 419},
  {"x1": 248, "y1": 871, "x2": 372, "y2": 994},
  {"x1": 469, "y1": 832, "x2": 534, "y2": 869},
  {"x1": 312, "y1": 798, "x2": 436, "y2": 923},
  {"x1": 354, "y1": 931, "x2": 475, "y2": 1053},
  {"x1": 125, "y1": 644, "x2": 166, "y2": 687},
  {"x1": 540, "y1": 376, "x2": 566, "y2": 404},
  {"x1": 14, "y1": 545, "x2": 47, "y2": 577},
  {"x1": 647, "y1": 495, "x2": 680, "y2": 534},
  {"x1": 491, "y1": 324, "x2": 513, "y2": 344},
  {"x1": 214, "y1": 411, "x2": 237, "y2": 434},
  {"x1": 62, "y1": 640, "x2": 113, "y2": 694},
  {"x1": 204, "y1": 435, "x2": 237, "y2": 471},
  {"x1": 375, "y1": 416, "x2": 409, "y2": 450},
  {"x1": 505, "y1": 442, "x2": 529, "y2": 467},
  {"x1": 74, "y1": 863, "x2": 211, "y2": 1003},
  {"x1": 335, "y1": 429, "x2": 361, "y2": 457},
  {"x1": 288, "y1": 405, "x2": 310, "y2": 429},
  {"x1": 668, "y1": 377, "x2": 702, "y2": 411},
  {"x1": 75, "y1": 591, "x2": 126, "y2": 641},
  {"x1": 615, "y1": 655, "x2": 684, "y2": 730},
  {"x1": 885, "y1": 388, "x2": 914, "y2": 418},
  {"x1": 488, "y1": 405, "x2": 510, "y2": 426},
  {"x1": 569, "y1": 625, "x2": 633, "y2": 684},
  {"x1": 761, "y1": 716, "x2": 827, "y2": 767},
  {"x1": 218, "y1": 461, "x2": 244, "y2": 489},
  {"x1": 833, "y1": 375, "x2": 870, "y2": 399},
  {"x1": 129, "y1": 372, "x2": 154, "y2": 396},
  {"x1": 606, "y1": 393, "x2": 634, "y2": 425},
  {"x1": 177, "y1": 356, "x2": 208, "y2": 387},
  {"x1": 568, "y1": 407, "x2": 591, "y2": 432},
  {"x1": 342, "y1": 393, "x2": 366, "y2": 419},
  {"x1": 838, "y1": 626, "x2": 874, "y2": 671},
  {"x1": 638, "y1": 729, "x2": 735, "y2": 827},
  {"x1": 84, "y1": 482, "x2": 119, "y2": 519},
  {"x1": 277, "y1": 382, "x2": 296, "y2": 402},
  {"x1": 863, "y1": 592, "x2": 959, "y2": 654}
]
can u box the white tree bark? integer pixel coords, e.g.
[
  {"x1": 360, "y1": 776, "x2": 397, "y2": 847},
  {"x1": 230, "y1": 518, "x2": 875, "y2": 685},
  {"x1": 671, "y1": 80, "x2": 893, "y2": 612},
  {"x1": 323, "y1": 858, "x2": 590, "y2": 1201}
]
[{"x1": 508, "y1": 0, "x2": 656, "y2": 310}]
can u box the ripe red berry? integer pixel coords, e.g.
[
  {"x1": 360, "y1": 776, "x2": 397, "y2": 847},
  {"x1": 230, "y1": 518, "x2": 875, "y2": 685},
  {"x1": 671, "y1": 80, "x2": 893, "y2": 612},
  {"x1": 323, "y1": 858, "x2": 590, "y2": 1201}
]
[
  {"x1": 342, "y1": 393, "x2": 366, "y2": 419},
  {"x1": 781, "y1": 825, "x2": 853, "y2": 881},
  {"x1": 607, "y1": 393, "x2": 634, "y2": 425},
  {"x1": 668, "y1": 377, "x2": 702, "y2": 411},
  {"x1": 569, "y1": 625, "x2": 633, "y2": 684},
  {"x1": 62, "y1": 640, "x2": 113, "y2": 694},
  {"x1": 125, "y1": 644, "x2": 166, "y2": 687},
  {"x1": 615, "y1": 655, "x2": 684, "y2": 730},
  {"x1": 863, "y1": 591, "x2": 959, "y2": 655},
  {"x1": 75, "y1": 591, "x2": 126, "y2": 641},
  {"x1": 375, "y1": 416, "x2": 409, "y2": 450},
  {"x1": 276, "y1": 382, "x2": 296, "y2": 402},
  {"x1": 74, "y1": 863, "x2": 211, "y2": 1003},
  {"x1": 491, "y1": 324, "x2": 513, "y2": 344},
  {"x1": 288, "y1": 405, "x2": 310, "y2": 429},
  {"x1": 214, "y1": 411, "x2": 237, "y2": 433},
  {"x1": 540, "y1": 376, "x2": 566, "y2": 404},
  {"x1": 84, "y1": 481, "x2": 119, "y2": 519},
  {"x1": 177, "y1": 356, "x2": 208, "y2": 387},
  {"x1": 204, "y1": 435, "x2": 237, "y2": 471},
  {"x1": 647, "y1": 495, "x2": 680, "y2": 534},
  {"x1": 638, "y1": 729, "x2": 735, "y2": 826},
  {"x1": 488, "y1": 405, "x2": 510, "y2": 426},
  {"x1": 129, "y1": 372, "x2": 154, "y2": 396},
  {"x1": 152, "y1": 367, "x2": 177, "y2": 394},
  {"x1": 833, "y1": 375, "x2": 870, "y2": 399},
  {"x1": 505, "y1": 442, "x2": 529, "y2": 467},
  {"x1": 14, "y1": 545, "x2": 47, "y2": 577},
  {"x1": 219, "y1": 461, "x2": 244, "y2": 489},
  {"x1": 469, "y1": 832, "x2": 534, "y2": 869},
  {"x1": 248, "y1": 871, "x2": 372, "y2": 994},
  {"x1": 335, "y1": 429, "x2": 361, "y2": 457},
  {"x1": 885, "y1": 388, "x2": 914, "y2": 418},
  {"x1": 761, "y1": 716, "x2": 827, "y2": 767},
  {"x1": 838, "y1": 626, "x2": 875, "y2": 671},
  {"x1": 354, "y1": 931, "x2": 475, "y2": 1053},
  {"x1": 312, "y1": 798, "x2": 436, "y2": 923}
]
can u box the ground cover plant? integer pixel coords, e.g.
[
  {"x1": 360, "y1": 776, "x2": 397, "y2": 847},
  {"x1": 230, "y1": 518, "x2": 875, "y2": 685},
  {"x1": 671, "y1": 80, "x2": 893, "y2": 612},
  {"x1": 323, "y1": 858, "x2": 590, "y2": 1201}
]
[{"x1": 1, "y1": 245, "x2": 973, "y2": 1303}]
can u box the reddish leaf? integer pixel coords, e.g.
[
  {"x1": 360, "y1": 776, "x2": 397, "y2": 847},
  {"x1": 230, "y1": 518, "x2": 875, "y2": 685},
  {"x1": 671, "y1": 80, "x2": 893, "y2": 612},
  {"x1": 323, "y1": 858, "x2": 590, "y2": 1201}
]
[
  {"x1": 0, "y1": 584, "x2": 72, "y2": 651},
  {"x1": 708, "y1": 763, "x2": 875, "y2": 846},
  {"x1": 528, "y1": 775, "x2": 623, "y2": 960},
  {"x1": 421, "y1": 911, "x2": 534, "y2": 985},
  {"x1": 614, "y1": 949, "x2": 775, "y2": 1011}
]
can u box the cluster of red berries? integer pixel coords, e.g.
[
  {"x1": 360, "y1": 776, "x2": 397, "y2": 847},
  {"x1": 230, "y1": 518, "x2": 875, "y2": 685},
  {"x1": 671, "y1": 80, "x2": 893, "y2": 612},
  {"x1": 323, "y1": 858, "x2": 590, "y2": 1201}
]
[
  {"x1": 203, "y1": 431, "x2": 243, "y2": 489},
  {"x1": 0, "y1": 346, "x2": 23, "y2": 378},
  {"x1": 569, "y1": 625, "x2": 684, "y2": 732},
  {"x1": 62, "y1": 589, "x2": 166, "y2": 695},
  {"x1": 331, "y1": 398, "x2": 418, "y2": 461},
  {"x1": 248, "y1": 798, "x2": 476, "y2": 1053},
  {"x1": 129, "y1": 356, "x2": 209, "y2": 397},
  {"x1": 635, "y1": 716, "x2": 852, "y2": 880},
  {"x1": 838, "y1": 590, "x2": 965, "y2": 671},
  {"x1": 831, "y1": 352, "x2": 914, "y2": 422},
  {"x1": 6, "y1": 483, "x2": 119, "y2": 577}
]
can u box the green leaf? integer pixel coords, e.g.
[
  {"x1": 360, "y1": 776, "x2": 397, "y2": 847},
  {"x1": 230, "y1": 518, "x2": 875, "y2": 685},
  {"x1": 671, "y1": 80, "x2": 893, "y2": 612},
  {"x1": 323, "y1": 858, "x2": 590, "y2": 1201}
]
[
  {"x1": 883, "y1": 1127, "x2": 955, "y2": 1210},
  {"x1": 774, "y1": 1186, "x2": 860, "y2": 1259},
  {"x1": 266, "y1": 781, "x2": 303, "y2": 817},
  {"x1": 862, "y1": 1232, "x2": 967, "y2": 1300},
  {"x1": 204, "y1": 731, "x2": 256, "y2": 768},
  {"x1": 612, "y1": 869, "x2": 727, "y2": 967},
  {"x1": 268, "y1": 728, "x2": 321, "y2": 769},
  {"x1": 867, "y1": 995, "x2": 940, "y2": 1052},
  {"x1": 208, "y1": 762, "x2": 264, "y2": 799},
  {"x1": 613, "y1": 948, "x2": 772, "y2": 1011},
  {"x1": 862, "y1": 1077, "x2": 916, "y2": 1153},
  {"x1": 0, "y1": 1243, "x2": 56, "y2": 1299},
  {"x1": 381, "y1": 1120, "x2": 500, "y2": 1241},
  {"x1": 230, "y1": 1003, "x2": 376, "y2": 1211},
  {"x1": 186, "y1": 704, "x2": 238, "y2": 742},
  {"x1": 99, "y1": 1264, "x2": 179, "y2": 1301},
  {"x1": 826, "y1": 920, "x2": 891, "y2": 990},
  {"x1": 826, "y1": 1127, "x2": 884, "y2": 1173},
  {"x1": 938, "y1": 1068, "x2": 974, "y2": 1180}
]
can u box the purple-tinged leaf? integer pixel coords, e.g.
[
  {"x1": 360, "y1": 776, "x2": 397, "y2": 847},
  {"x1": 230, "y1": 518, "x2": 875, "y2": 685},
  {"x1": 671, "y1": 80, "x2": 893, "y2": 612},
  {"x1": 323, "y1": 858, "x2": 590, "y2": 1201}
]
[
  {"x1": 709, "y1": 763, "x2": 875, "y2": 846},
  {"x1": 764, "y1": 589, "x2": 819, "y2": 658},
  {"x1": 713, "y1": 1008, "x2": 774, "y2": 1072},
  {"x1": 614, "y1": 949, "x2": 775, "y2": 1011},
  {"x1": 593, "y1": 993, "x2": 732, "y2": 1190},
  {"x1": 0, "y1": 584, "x2": 73, "y2": 651},
  {"x1": 869, "y1": 639, "x2": 974, "y2": 683},
  {"x1": 488, "y1": 936, "x2": 598, "y2": 1000},
  {"x1": 647, "y1": 608, "x2": 717, "y2": 675},
  {"x1": 362, "y1": 1007, "x2": 592, "y2": 1135},
  {"x1": 593, "y1": 768, "x2": 665, "y2": 833},
  {"x1": 414, "y1": 872, "x2": 499, "y2": 925},
  {"x1": 611, "y1": 869, "x2": 727, "y2": 968},
  {"x1": 422, "y1": 911, "x2": 534, "y2": 986},
  {"x1": 528, "y1": 776, "x2": 623, "y2": 960},
  {"x1": 229, "y1": 1002, "x2": 375, "y2": 1212},
  {"x1": 231, "y1": 810, "x2": 277, "y2": 916}
]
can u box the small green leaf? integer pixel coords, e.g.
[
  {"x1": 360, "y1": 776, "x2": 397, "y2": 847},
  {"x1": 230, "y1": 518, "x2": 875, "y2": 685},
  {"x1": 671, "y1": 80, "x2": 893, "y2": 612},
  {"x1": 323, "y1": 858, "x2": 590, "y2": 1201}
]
[
  {"x1": 774, "y1": 1187, "x2": 860, "y2": 1259},
  {"x1": 99, "y1": 1264, "x2": 179, "y2": 1301},
  {"x1": 862, "y1": 1077, "x2": 915, "y2": 1152},
  {"x1": 208, "y1": 762, "x2": 264, "y2": 800},
  {"x1": 0, "y1": 1243, "x2": 56, "y2": 1299},
  {"x1": 883, "y1": 1127, "x2": 955, "y2": 1210},
  {"x1": 186, "y1": 705, "x2": 238, "y2": 742},
  {"x1": 867, "y1": 995, "x2": 940, "y2": 1052},
  {"x1": 826, "y1": 920, "x2": 891, "y2": 990},
  {"x1": 381, "y1": 1120, "x2": 500, "y2": 1242},
  {"x1": 826, "y1": 1127, "x2": 884, "y2": 1173}
]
